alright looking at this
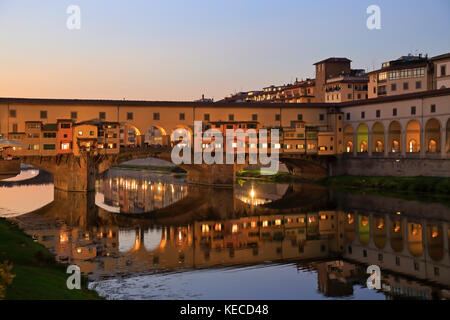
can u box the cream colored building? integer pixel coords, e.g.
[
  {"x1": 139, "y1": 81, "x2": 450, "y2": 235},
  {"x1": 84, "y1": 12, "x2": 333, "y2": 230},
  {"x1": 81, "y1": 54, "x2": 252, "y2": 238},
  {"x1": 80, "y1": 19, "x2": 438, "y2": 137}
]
[
  {"x1": 368, "y1": 54, "x2": 434, "y2": 99},
  {"x1": 431, "y1": 53, "x2": 450, "y2": 89}
]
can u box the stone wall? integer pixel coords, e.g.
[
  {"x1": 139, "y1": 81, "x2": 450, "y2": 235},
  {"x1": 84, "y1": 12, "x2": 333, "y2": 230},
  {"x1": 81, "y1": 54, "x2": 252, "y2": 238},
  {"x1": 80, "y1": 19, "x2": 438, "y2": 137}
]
[
  {"x1": 331, "y1": 156, "x2": 450, "y2": 178},
  {"x1": 0, "y1": 159, "x2": 20, "y2": 175}
]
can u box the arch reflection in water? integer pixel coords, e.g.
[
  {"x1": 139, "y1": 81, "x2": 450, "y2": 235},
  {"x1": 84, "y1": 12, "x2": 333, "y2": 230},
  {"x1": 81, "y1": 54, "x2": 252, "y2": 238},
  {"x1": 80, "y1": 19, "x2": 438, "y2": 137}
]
[
  {"x1": 96, "y1": 168, "x2": 188, "y2": 214},
  {"x1": 235, "y1": 181, "x2": 290, "y2": 206}
]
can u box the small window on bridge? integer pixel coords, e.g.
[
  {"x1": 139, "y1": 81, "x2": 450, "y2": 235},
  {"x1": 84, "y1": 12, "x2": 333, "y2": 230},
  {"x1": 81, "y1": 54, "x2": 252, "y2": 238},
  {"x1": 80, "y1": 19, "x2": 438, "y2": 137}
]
[
  {"x1": 9, "y1": 109, "x2": 16, "y2": 117},
  {"x1": 71, "y1": 111, "x2": 77, "y2": 119},
  {"x1": 127, "y1": 112, "x2": 133, "y2": 120},
  {"x1": 179, "y1": 113, "x2": 185, "y2": 120},
  {"x1": 153, "y1": 112, "x2": 160, "y2": 120},
  {"x1": 99, "y1": 112, "x2": 106, "y2": 120},
  {"x1": 204, "y1": 113, "x2": 210, "y2": 121}
]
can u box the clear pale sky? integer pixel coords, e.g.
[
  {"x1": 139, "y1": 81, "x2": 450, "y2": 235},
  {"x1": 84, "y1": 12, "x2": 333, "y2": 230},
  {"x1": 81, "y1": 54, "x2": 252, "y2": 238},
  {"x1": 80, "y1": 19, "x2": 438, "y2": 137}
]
[{"x1": 0, "y1": 0, "x2": 449, "y2": 101}]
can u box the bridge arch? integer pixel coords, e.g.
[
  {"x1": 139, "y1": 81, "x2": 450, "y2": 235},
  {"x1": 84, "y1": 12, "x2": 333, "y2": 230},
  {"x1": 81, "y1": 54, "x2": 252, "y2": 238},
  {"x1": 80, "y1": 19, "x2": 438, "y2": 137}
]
[
  {"x1": 372, "y1": 122, "x2": 384, "y2": 153},
  {"x1": 406, "y1": 120, "x2": 421, "y2": 153},
  {"x1": 407, "y1": 222, "x2": 423, "y2": 257},
  {"x1": 447, "y1": 118, "x2": 450, "y2": 153},
  {"x1": 170, "y1": 125, "x2": 193, "y2": 147},
  {"x1": 388, "y1": 121, "x2": 402, "y2": 153},
  {"x1": 120, "y1": 123, "x2": 143, "y2": 147},
  {"x1": 425, "y1": 118, "x2": 441, "y2": 153},
  {"x1": 344, "y1": 213, "x2": 356, "y2": 243},
  {"x1": 427, "y1": 224, "x2": 444, "y2": 261},
  {"x1": 356, "y1": 124, "x2": 368, "y2": 153},
  {"x1": 390, "y1": 217, "x2": 403, "y2": 252},
  {"x1": 144, "y1": 125, "x2": 169, "y2": 146},
  {"x1": 373, "y1": 215, "x2": 386, "y2": 249},
  {"x1": 358, "y1": 214, "x2": 370, "y2": 246},
  {"x1": 343, "y1": 125, "x2": 354, "y2": 153}
]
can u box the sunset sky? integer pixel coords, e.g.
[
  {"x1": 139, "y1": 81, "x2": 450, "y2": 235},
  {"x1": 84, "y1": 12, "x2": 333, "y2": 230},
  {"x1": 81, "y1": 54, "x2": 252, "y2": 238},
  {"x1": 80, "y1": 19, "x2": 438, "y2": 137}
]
[{"x1": 0, "y1": 0, "x2": 449, "y2": 101}]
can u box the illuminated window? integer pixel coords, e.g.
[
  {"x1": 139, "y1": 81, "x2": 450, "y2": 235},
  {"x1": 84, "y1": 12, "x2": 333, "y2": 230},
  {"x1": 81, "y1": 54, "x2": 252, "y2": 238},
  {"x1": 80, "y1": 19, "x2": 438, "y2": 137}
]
[
  {"x1": 232, "y1": 224, "x2": 238, "y2": 233},
  {"x1": 275, "y1": 219, "x2": 282, "y2": 226},
  {"x1": 201, "y1": 224, "x2": 210, "y2": 233},
  {"x1": 262, "y1": 220, "x2": 269, "y2": 227},
  {"x1": 61, "y1": 143, "x2": 70, "y2": 150},
  {"x1": 78, "y1": 131, "x2": 83, "y2": 136}
]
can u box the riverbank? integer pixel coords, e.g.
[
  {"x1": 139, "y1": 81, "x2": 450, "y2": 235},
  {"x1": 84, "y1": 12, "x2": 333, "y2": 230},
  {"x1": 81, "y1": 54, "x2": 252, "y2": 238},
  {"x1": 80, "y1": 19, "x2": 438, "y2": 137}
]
[
  {"x1": 0, "y1": 218, "x2": 101, "y2": 300},
  {"x1": 318, "y1": 175, "x2": 450, "y2": 205},
  {"x1": 236, "y1": 169, "x2": 302, "y2": 183}
]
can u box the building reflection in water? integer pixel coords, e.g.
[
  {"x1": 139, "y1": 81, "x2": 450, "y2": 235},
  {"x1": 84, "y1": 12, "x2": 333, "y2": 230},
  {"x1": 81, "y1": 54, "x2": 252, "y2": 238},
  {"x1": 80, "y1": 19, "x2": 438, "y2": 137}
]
[
  {"x1": 9, "y1": 167, "x2": 450, "y2": 300},
  {"x1": 96, "y1": 169, "x2": 188, "y2": 214},
  {"x1": 25, "y1": 208, "x2": 450, "y2": 300}
]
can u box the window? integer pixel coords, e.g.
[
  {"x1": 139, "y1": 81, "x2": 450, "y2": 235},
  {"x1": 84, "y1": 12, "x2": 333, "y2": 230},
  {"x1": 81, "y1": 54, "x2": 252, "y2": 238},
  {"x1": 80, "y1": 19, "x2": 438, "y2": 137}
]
[
  {"x1": 441, "y1": 65, "x2": 447, "y2": 76},
  {"x1": 376, "y1": 110, "x2": 381, "y2": 118},
  {"x1": 43, "y1": 144, "x2": 56, "y2": 150},
  {"x1": 348, "y1": 84, "x2": 352, "y2": 89},
  {"x1": 434, "y1": 267, "x2": 440, "y2": 276},
  {"x1": 9, "y1": 110, "x2": 16, "y2": 117},
  {"x1": 319, "y1": 114, "x2": 324, "y2": 121},
  {"x1": 411, "y1": 106, "x2": 416, "y2": 115},
  {"x1": 378, "y1": 253, "x2": 383, "y2": 261},
  {"x1": 43, "y1": 132, "x2": 56, "y2": 138},
  {"x1": 357, "y1": 94, "x2": 361, "y2": 99},
  {"x1": 179, "y1": 113, "x2": 185, "y2": 121},
  {"x1": 99, "y1": 112, "x2": 106, "y2": 120},
  {"x1": 348, "y1": 94, "x2": 352, "y2": 99},
  {"x1": 416, "y1": 81, "x2": 422, "y2": 89},
  {"x1": 61, "y1": 123, "x2": 71, "y2": 129},
  {"x1": 127, "y1": 112, "x2": 133, "y2": 120},
  {"x1": 431, "y1": 104, "x2": 436, "y2": 113},
  {"x1": 363, "y1": 249, "x2": 367, "y2": 257},
  {"x1": 361, "y1": 111, "x2": 365, "y2": 119},
  {"x1": 71, "y1": 111, "x2": 77, "y2": 119},
  {"x1": 204, "y1": 113, "x2": 210, "y2": 121},
  {"x1": 275, "y1": 114, "x2": 281, "y2": 121},
  {"x1": 396, "y1": 256, "x2": 400, "y2": 266},
  {"x1": 346, "y1": 113, "x2": 350, "y2": 120},
  {"x1": 228, "y1": 114, "x2": 234, "y2": 121},
  {"x1": 12, "y1": 123, "x2": 18, "y2": 132},
  {"x1": 153, "y1": 112, "x2": 160, "y2": 120},
  {"x1": 403, "y1": 82, "x2": 409, "y2": 90},
  {"x1": 40, "y1": 110, "x2": 47, "y2": 119},
  {"x1": 393, "y1": 108, "x2": 397, "y2": 116},
  {"x1": 297, "y1": 114, "x2": 302, "y2": 121},
  {"x1": 373, "y1": 87, "x2": 376, "y2": 94},
  {"x1": 391, "y1": 83, "x2": 397, "y2": 91},
  {"x1": 60, "y1": 142, "x2": 70, "y2": 150},
  {"x1": 251, "y1": 114, "x2": 258, "y2": 121}
]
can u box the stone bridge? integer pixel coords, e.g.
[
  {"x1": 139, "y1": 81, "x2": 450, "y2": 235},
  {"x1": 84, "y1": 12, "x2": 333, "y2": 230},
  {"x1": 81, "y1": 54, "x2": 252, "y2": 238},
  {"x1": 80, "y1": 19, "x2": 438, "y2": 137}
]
[{"x1": 16, "y1": 147, "x2": 334, "y2": 192}]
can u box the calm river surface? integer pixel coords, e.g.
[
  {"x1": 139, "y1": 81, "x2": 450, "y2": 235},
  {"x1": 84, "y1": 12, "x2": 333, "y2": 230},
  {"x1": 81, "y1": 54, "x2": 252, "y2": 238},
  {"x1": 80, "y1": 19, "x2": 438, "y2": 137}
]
[{"x1": 1, "y1": 166, "x2": 449, "y2": 300}]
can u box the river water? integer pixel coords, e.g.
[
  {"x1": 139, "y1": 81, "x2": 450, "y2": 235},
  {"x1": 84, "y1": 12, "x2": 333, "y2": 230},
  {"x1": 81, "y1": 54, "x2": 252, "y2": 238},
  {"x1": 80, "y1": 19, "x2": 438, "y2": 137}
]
[{"x1": 0, "y1": 166, "x2": 449, "y2": 300}]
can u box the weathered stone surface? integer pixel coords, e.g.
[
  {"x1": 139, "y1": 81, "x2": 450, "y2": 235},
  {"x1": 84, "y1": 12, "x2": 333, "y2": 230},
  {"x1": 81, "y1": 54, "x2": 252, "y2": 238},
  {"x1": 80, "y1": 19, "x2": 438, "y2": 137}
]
[
  {"x1": 0, "y1": 159, "x2": 20, "y2": 175},
  {"x1": 332, "y1": 156, "x2": 450, "y2": 178}
]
